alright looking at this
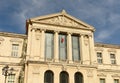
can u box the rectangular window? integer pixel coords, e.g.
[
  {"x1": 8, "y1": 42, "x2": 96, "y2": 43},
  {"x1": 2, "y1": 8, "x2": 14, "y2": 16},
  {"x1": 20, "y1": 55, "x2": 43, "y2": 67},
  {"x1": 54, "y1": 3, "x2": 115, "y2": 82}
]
[
  {"x1": 97, "y1": 52, "x2": 103, "y2": 64},
  {"x1": 114, "y1": 79, "x2": 119, "y2": 83},
  {"x1": 59, "y1": 34, "x2": 67, "y2": 61},
  {"x1": 11, "y1": 44, "x2": 19, "y2": 57},
  {"x1": 72, "y1": 36, "x2": 80, "y2": 61},
  {"x1": 45, "y1": 33, "x2": 54, "y2": 60},
  {"x1": 100, "y1": 78, "x2": 105, "y2": 83},
  {"x1": 110, "y1": 54, "x2": 116, "y2": 64},
  {"x1": 8, "y1": 74, "x2": 15, "y2": 83}
]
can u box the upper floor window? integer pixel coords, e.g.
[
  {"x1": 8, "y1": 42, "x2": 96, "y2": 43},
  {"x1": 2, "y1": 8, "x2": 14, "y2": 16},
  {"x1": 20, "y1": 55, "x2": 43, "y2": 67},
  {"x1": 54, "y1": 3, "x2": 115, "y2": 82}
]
[
  {"x1": 97, "y1": 52, "x2": 103, "y2": 64},
  {"x1": 8, "y1": 74, "x2": 15, "y2": 83},
  {"x1": 100, "y1": 78, "x2": 105, "y2": 83},
  {"x1": 11, "y1": 44, "x2": 19, "y2": 57},
  {"x1": 110, "y1": 53, "x2": 116, "y2": 64},
  {"x1": 45, "y1": 33, "x2": 54, "y2": 60},
  {"x1": 72, "y1": 36, "x2": 80, "y2": 62},
  {"x1": 59, "y1": 34, "x2": 67, "y2": 61},
  {"x1": 114, "y1": 79, "x2": 119, "y2": 83}
]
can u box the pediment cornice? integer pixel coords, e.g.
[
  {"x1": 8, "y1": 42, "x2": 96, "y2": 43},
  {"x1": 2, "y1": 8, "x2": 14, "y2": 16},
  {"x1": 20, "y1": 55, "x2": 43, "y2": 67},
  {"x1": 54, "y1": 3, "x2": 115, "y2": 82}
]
[{"x1": 28, "y1": 10, "x2": 95, "y2": 31}]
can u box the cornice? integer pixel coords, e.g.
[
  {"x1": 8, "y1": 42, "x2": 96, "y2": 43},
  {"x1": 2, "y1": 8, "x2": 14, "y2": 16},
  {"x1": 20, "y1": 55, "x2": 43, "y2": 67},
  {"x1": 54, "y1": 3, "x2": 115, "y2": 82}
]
[
  {"x1": 31, "y1": 21, "x2": 95, "y2": 32},
  {"x1": 0, "y1": 32, "x2": 27, "y2": 39},
  {"x1": 95, "y1": 42, "x2": 120, "y2": 49},
  {"x1": 26, "y1": 60, "x2": 97, "y2": 68}
]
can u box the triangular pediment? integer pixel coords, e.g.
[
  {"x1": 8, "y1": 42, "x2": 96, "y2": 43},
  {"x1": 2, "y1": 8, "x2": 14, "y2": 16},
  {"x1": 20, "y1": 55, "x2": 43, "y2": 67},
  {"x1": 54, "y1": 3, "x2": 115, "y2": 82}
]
[{"x1": 30, "y1": 10, "x2": 94, "y2": 31}]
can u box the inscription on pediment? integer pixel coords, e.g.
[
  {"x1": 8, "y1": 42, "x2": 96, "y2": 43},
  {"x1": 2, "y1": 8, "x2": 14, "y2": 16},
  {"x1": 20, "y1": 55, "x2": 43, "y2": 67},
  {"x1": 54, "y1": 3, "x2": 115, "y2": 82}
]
[{"x1": 38, "y1": 16, "x2": 84, "y2": 28}]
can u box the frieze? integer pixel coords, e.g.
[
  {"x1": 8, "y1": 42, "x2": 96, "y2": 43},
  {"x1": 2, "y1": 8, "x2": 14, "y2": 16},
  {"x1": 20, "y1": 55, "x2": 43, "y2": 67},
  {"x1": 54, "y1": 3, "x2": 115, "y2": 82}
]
[
  {"x1": 10, "y1": 38, "x2": 22, "y2": 43},
  {"x1": 97, "y1": 73, "x2": 106, "y2": 77},
  {"x1": 111, "y1": 74, "x2": 120, "y2": 78},
  {"x1": 86, "y1": 69, "x2": 93, "y2": 77}
]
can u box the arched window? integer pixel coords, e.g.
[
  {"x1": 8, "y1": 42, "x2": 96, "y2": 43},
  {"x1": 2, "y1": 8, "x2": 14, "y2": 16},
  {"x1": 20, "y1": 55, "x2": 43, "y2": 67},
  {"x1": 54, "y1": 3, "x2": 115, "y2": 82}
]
[
  {"x1": 74, "y1": 72, "x2": 83, "y2": 83},
  {"x1": 44, "y1": 70, "x2": 54, "y2": 83},
  {"x1": 60, "y1": 71, "x2": 69, "y2": 83}
]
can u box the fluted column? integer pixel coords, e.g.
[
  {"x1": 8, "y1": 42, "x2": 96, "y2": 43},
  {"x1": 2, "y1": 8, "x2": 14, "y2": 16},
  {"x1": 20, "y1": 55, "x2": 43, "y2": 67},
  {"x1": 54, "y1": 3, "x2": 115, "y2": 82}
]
[
  {"x1": 54, "y1": 31, "x2": 59, "y2": 62},
  {"x1": 40, "y1": 29, "x2": 45, "y2": 61},
  {"x1": 67, "y1": 33, "x2": 72, "y2": 63}
]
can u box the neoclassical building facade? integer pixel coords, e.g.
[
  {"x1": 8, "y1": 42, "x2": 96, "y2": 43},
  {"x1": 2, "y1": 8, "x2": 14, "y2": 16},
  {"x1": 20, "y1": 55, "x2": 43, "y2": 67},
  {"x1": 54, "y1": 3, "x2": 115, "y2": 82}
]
[{"x1": 0, "y1": 10, "x2": 120, "y2": 83}]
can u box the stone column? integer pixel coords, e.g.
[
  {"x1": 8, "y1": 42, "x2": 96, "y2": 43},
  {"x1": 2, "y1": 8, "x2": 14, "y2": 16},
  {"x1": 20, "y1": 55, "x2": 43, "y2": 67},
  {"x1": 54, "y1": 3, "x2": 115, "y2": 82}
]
[
  {"x1": 67, "y1": 33, "x2": 72, "y2": 63},
  {"x1": 40, "y1": 29, "x2": 45, "y2": 61},
  {"x1": 54, "y1": 31, "x2": 59, "y2": 62},
  {"x1": 80, "y1": 34, "x2": 84, "y2": 64},
  {"x1": 89, "y1": 34, "x2": 96, "y2": 65}
]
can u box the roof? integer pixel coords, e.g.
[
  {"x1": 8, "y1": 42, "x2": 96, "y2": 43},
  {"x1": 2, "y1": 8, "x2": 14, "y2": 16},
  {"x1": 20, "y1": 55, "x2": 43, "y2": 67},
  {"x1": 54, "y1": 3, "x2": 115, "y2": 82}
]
[
  {"x1": 95, "y1": 42, "x2": 120, "y2": 49},
  {"x1": 0, "y1": 32, "x2": 27, "y2": 39},
  {"x1": 26, "y1": 10, "x2": 95, "y2": 34}
]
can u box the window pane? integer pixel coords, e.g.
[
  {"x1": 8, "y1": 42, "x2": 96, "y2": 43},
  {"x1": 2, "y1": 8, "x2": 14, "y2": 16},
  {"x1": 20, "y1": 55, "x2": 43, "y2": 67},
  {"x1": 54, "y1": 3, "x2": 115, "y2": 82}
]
[
  {"x1": 59, "y1": 34, "x2": 67, "y2": 60},
  {"x1": 11, "y1": 44, "x2": 19, "y2": 57},
  {"x1": 114, "y1": 79, "x2": 119, "y2": 83},
  {"x1": 97, "y1": 52, "x2": 103, "y2": 64},
  {"x1": 110, "y1": 54, "x2": 116, "y2": 64},
  {"x1": 44, "y1": 71, "x2": 53, "y2": 83},
  {"x1": 8, "y1": 74, "x2": 15, "y2": 83},
  {"x1": 72, "y1": 36, "x2": 80, "y2": 61},
  {"x1": 75, "y1": 72, "x2": 83, "y2": 83},
  {"x1": 60, "y1": 72, "x2": 69, "y2": 83},
  {"x1": 100, "y1": 78, "x2": 105, "y2": 83},
  {"x1": 45, "y1": 33, "x2": 54, "y2": 60}
]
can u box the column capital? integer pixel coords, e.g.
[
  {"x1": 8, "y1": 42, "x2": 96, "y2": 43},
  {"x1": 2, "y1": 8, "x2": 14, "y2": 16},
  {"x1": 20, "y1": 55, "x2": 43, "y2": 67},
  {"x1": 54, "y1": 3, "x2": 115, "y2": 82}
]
[
  {"x1": 54, "y1": 30, "x2": 60, "y2": 33},
  {"x1": 31, "y1": 28, "x2": 36, "y2": 32},
  {"x1": 40, "y1": 28, "x2": 46, "y2": 32},
  {"x1": 67, "y1": 32, "x2": 72, "y2": 35}
]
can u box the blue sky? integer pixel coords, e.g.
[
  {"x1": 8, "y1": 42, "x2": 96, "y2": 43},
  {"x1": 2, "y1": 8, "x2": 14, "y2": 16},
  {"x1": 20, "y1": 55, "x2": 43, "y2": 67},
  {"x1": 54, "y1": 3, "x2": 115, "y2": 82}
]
[{"x1": 0, "y1": 0, "x2": 120, "y2": 44}]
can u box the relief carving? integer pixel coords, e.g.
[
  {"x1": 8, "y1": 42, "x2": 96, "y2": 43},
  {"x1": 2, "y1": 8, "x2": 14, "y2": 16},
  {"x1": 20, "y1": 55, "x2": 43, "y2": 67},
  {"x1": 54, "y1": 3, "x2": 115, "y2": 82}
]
[
  {"x1": 108, "y1": 48, "x2": 116, "y2": 53},
  {"x1": 10, "y1": 38, "x2": 22, "y2": 43},
  {"x1": 97, "y1": 73, "x2": 106, "y2": 77},
  {"x1": 40, "y1": 16, "x2": 82, "y2": 28},
  {"x1": 61, "y1": 64, "x2": 67, "y2": 71},
  {"x1": 112, "y1": 74, "x2": 120, "y2": 78},
  {"x1": 84, "y1": 35, "x2": 89, "y2": 45},
  {"x1": 32, "y1": 66, "x2": 40, "y2": 74},
  {"x1": 86, "y1": 69, "x2": 93, "y2": 77}
]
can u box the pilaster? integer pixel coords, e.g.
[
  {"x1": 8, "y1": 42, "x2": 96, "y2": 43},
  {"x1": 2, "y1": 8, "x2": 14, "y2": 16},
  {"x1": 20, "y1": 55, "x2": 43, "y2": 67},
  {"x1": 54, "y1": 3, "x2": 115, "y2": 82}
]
[{"x1": 40, "y1": 29, "x2": 46, "y2": 61}]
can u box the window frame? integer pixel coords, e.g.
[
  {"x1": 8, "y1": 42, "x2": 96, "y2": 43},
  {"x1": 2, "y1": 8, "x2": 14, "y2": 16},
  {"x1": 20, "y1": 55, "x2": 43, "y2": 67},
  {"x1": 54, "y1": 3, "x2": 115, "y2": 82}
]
[
  {"x1": 44, "y1": 70, "x2": 54, "y2": 83},
  {"x1": 11, "y1": 44, "x2": 19, "y2": 57},
  {"x1": 114, "y1": 79, "x2": 119, "y2": 83},
  {"x1": 8, "y1": 74, "x2": 15, "y2": 83},
  {"x1": 72, "y1": 35, "x2": 80, "y2": 62},
  {"x1": 110, "y1": 53, "x2": 116, "y2": 64},
  {"x1": 45, "y1": 32, "x2": 54, "y2": 60},
  {"x1": 97, "y1": 52, "x2": 103, "y2": 64},
  {"x1": 100, "y1": 78, "x2": 105, "y2": 83},
  {"x1": 59, "y1": 34, "x2": 67, "y2": 61}
]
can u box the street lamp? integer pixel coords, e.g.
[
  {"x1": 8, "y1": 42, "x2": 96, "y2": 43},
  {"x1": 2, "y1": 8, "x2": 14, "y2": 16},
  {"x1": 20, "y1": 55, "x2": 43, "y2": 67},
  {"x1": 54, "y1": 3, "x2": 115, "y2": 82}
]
[{"x1": 2, "y1": 65, "x2": 14, "y2": 83}]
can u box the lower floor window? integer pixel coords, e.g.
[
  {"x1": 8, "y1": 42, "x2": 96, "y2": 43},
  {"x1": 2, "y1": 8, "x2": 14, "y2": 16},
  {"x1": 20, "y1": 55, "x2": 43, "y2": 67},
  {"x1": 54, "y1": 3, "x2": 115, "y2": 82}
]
[
  {"x1": 44, "y1": 70, "x2": 54, "y2": 83},
  {"x1": 60, "y1": 71, "x2": 69, "y2": 83}
]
